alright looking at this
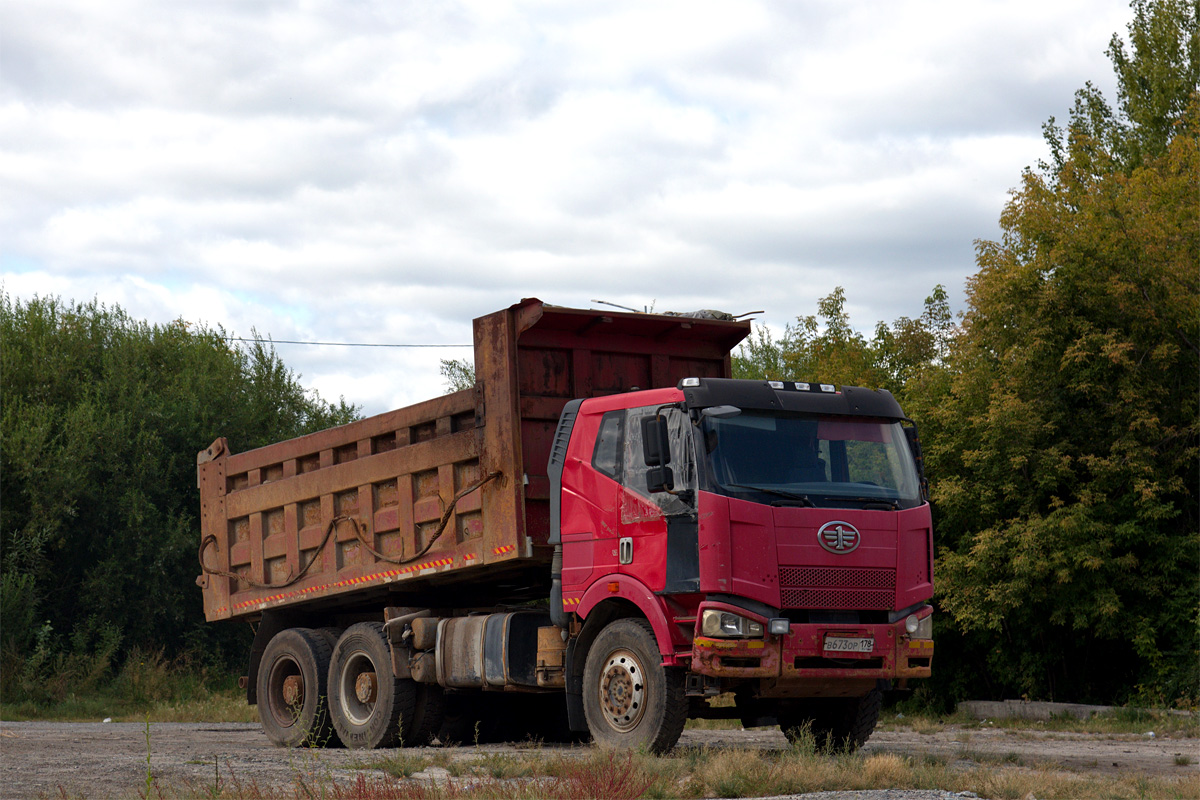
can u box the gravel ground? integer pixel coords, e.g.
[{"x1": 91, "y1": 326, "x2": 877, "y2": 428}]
[{"x1": 0, "y1": 720, "x2": 1195, "y2": 799}]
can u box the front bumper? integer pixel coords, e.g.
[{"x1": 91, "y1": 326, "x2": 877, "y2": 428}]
[{"x1": 690, "y1": 613, "x2": 933, "y2": 696}]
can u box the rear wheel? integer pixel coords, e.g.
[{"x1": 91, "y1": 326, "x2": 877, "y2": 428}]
[
  {"x1": 438, "y1": 693, "x2": 588, "y2": 745},
  {"x1": 314, "y1": 627, "x2": 342, "y2": 651},
  {"x1": 778, "y1": 688, "x2": 883, "y2": 752},
  {"x1": 257, "y1": 628, "x2": 338, "y2": 747},
  {"x1": 405, "y1": 683, "x2": 445, "y2": 746},
  {"x1": 582, "y1": 618, "x2": 686, "y2": 753},
  {"x1": 437, "y1": 693, "x2": 482, "y2": 745},
  {"x1": 328, "y1": 622, "x2": 412, "y2": 749},
  {"x1": 437, "y1": 694, "x2": 519, "y2": 745}
]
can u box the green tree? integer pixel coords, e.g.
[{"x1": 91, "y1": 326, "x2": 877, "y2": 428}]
[
  {"x1": 732, "y1": 321, "x2": 802, "y2": 381},
  {"x1": 927, "y1": 0, "x2": 1199, "y2": 704},
  {"x1": 733, "y1": 285, "x2": 953, "y2": 400},
  {"x1": 1046, "y1": 0, "x2": 1199, "y2": 174},
  {"x1": 439, "y1": 357, "x2": 476, "y2": 393},
  {"x1": 786, "y1": 287, "x2": 889, "y2": 389},
  {"x1": 872, "y1": 285, "x2": 955, "y2": 398},
  {"x1": 0, "y1": 294, "x2": 359, "y2": 687}
]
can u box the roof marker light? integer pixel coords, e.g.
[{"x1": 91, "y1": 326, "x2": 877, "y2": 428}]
[
  {"x1": 820, "y1": 384, "x2": 836, "y2": 393},
  {"x1": 768, "y1": 381, "x2": 784, "y2": 389},
  {"x1": 795, "y1": 382, "x2": 810, "y2": 391},
  {"x1": 681, "y1": 377, "x2": 701, "y2": 388}
]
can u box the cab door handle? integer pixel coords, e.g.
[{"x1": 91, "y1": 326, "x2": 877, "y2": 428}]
[{"x1": 618, "y1": 537, "x2": 633, "y2": 565}]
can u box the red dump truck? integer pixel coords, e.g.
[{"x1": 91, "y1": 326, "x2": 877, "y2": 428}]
[{"x1": 197, "y1": 298, "x2": 933, "y2": 753}]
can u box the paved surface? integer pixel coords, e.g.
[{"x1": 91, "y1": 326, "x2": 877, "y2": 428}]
[{"x1": 0, "y1": 721, "x2": 1196, "y2": 799}]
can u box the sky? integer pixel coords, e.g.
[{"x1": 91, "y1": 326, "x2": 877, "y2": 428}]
[{"x1": 2, "y1": 0, "x2": 1134, "y2": 416}]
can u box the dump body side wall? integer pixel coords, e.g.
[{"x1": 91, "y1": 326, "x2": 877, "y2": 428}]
[{"x1": 197, "y1": 387, "x2": 502, "y2": 622}]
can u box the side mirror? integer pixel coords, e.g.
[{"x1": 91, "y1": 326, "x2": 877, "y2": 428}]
[
  {"x1": 903, "y1": 424, "x2": 923, "y2": 464},
  {"x1": 646, "y1": 465, "x2": 675, "y2": 494},
  {"x1": 641, "y1": 415, "x2": 671, "y2": 467},
  {"x1": 641, "y1": 414, "x2": 675, "y2": 493}
]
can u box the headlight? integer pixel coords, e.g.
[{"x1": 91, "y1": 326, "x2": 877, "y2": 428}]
[
  {"x1": 700, "y1": 610, "x2": 764, "y2": 638},
  {"x1": 904, "y1": 613, "x2": 933, "y2": 639}
]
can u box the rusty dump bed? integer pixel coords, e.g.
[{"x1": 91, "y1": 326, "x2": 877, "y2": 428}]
[{"x1": 197, "y1": 298, "x2": 749, "y2": 622}]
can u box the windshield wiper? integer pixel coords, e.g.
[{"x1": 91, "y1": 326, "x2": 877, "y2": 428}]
[{"x1": 725, "y1": 483, "x2": 815, "y2": 507}]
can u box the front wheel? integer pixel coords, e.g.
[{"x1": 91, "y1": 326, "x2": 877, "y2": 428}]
[{"x1": 582, "y1": 618, "x2": 686, "y2": 753}]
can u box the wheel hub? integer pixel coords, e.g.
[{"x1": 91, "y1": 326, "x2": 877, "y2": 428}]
[
  {"x1": 355, "y1": 671, "x2": 378, "y2": 704},
  {"x1": 282, "y1": 674, "x2": 304, "y2": 707},
  {"x1": 339, "y1": 651, "x2": 380, "y2": 726},
  {"x1": 599, "y1": 648, "x2": 645, "y2": 731}
]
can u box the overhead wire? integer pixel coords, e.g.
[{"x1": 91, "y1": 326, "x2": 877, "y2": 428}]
[{"x1": 224, "y1": 337, "x2": 471, "y2": 348}]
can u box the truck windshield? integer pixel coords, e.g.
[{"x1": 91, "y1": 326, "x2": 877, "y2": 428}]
[{"x1": 700, "y1": 411, "x2": 922, "y2": 509}]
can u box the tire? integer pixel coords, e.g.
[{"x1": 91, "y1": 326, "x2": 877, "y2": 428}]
[
  {"x1": 314, "y1": 627, "x2": 342, "y2": 651},
  {"x1": 320, "y1": 624, "x2": 439, "y2": 745},
  {"x1": 582, "y1": 618, "x2": 686, "y2": 753},
  {"x1": 436, "y1": 693, "x2": 480, "y2": 745},
  {"x1": 436, "y1": 694, "x2": 524, "y2": 745},
  {"x1": 256, "y1": 627, "x2": 338, "y2": 748},
  {"x1": 311, "y1": 627, "x2": 347, "y2": 746},
  {"x1": 734, "y1": 686, "x2": 773, "y2": 729},
  {"x1": 778, "y1": 688, "x2": 883, "y2": 753},
  {"x1": 328, "y1": 622, "x2": 414, "y2": 749},
  {"x1": 404, "y1": 683, "x2": 445, "y2": 746}
]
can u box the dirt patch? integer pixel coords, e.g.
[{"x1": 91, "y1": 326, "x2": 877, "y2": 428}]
[{"x1": 0, "y1": 721, "x2": 1195, "y2": 799}]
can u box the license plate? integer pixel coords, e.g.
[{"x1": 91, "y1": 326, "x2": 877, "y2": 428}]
[{"x1": 823, "y1": 636, "x2": 874, "y2": 653}]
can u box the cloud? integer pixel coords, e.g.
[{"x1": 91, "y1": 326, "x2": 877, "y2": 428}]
[{"x1": 1, "y1": 0, "x2": 1137, "y2": 414}]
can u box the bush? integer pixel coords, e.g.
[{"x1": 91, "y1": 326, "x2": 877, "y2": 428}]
[{"x1": 0, "y1": 293, "x2": 359, "y2": 694}]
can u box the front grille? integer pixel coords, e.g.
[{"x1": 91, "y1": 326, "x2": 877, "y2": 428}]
[
  {"x1": 781, "y1": 587, "x2": 894, "y2": 609},
  {"x1": 779, "y1": 566, "x2": 895, "y2": 610}
]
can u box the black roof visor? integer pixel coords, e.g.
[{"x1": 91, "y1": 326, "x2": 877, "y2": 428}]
[{"x1": 679, "y1": 377, "x2": 905, "y2": 419}]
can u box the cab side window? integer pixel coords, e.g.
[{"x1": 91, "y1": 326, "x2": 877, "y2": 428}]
[{"x1": 592, "y1": 411, "x2": 623, "y2": 480}]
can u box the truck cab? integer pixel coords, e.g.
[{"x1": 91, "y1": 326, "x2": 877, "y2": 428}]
[{"x1": 551, "y1": 377, "x2": 934, "y2": 751}]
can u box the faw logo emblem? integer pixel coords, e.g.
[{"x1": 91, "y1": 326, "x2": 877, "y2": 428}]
[{"x1": 818, "y1": 521, "x2": 861, "y2": 554}]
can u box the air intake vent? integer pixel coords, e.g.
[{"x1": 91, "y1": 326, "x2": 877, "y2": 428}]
[
  {"x1": 548, "y1": 403, "x2": 579, "y2": 469},
  {"x1": 546, "y1": 398, "x2": 583, "y2": 546}
]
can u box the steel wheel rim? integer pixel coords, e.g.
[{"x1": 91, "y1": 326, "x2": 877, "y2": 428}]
[
  {"x1": 338, "y1": 651, "x2": 377, "y2": 726},
  {"x1": 598, "y1": 647, "x2": 646, "y2": 732},
  {"x1": 266, "y1": 656, "x2": 303, "y2": 728}
]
